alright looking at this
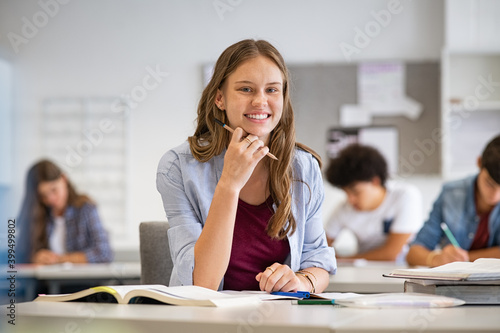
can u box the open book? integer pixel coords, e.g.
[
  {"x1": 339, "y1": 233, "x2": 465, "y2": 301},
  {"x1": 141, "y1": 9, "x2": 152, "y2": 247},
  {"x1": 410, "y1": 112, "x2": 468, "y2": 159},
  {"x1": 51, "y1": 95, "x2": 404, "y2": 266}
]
[
  {"x1": 384, "y1": 258, "x2": 500, "y2": 281},
  {"x1": 34, "y1": 285, "x2": 261, "y2": 307}
]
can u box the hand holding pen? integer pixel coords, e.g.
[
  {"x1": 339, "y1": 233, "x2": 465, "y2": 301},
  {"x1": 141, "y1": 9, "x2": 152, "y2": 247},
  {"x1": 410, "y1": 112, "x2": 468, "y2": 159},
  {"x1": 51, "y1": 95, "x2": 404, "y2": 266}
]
[
  {"x1": 439, "y1": 223, "x2": 470, "y2": 263},
  {"x1": 214, "y1": 121, "x2": 271, "y2": 193},
  {"x1": 440, "y1": 223, "x2": 460, "y2": 248},
  {"x1": 215, "y1": 119, "x2": 278, "y2": 160}
]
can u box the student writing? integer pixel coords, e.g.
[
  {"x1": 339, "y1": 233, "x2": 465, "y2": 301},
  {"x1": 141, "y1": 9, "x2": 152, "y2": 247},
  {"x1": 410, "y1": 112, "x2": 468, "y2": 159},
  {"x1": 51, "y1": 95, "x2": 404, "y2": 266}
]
[
  {"x1": 407, "y1": 135, "x2": 500, "y2": 267},
  {"x1": 17, "y1": 159, "x2": 113, "y2": 264},
  {"x1": 325, "y1": 144, "x2": 423, "y2": 262}
]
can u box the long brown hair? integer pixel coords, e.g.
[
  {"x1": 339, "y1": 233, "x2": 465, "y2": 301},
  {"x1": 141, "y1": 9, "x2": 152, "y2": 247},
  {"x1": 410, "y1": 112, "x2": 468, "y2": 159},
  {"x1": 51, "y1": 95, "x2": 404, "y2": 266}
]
[
  {"x1": 21, "y1": 159, "x2": 92, "y2": 259},
  {"x1": 188, "y1": 39, "x2": 321, "y2": 240}
]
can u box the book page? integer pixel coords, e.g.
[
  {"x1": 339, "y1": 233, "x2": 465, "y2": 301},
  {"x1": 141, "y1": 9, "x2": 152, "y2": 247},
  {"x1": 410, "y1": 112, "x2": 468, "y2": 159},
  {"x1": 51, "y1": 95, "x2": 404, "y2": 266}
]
[
  {"x1": 96, "y1": 284, "x2": 165, "y2": 300},
  {"x1": 150, "y1": 285, "x2": 246, "y2": 300},
  {"x1": 102, "y1": 284, "x2": 232, "y2": 302},
  {"x1": 423, "y1": 259, "x2": 500, "y2": 274},
  {"x1": 465, "y1": 258, "x2": 500, "y2": 272},
  {"x1": 387, "y1": 258, "x2": 500, "y2": 280},
  {"x1": 141, "y1": 286, "x2": 261, "y2": 307},
  {"x1": 318, "y1": 292, "x2": 364, "y2": 300}
]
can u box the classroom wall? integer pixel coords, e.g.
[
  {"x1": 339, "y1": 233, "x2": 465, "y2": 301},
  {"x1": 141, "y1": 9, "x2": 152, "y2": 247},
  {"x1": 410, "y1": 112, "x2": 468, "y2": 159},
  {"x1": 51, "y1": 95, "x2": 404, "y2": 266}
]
[{"x1": 0, "y1": 0, "x2": 444, "y2": 251}]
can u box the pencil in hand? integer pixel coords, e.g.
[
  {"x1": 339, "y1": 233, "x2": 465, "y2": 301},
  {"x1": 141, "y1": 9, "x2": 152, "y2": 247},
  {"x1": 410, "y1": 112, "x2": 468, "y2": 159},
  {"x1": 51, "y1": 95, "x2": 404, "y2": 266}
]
[
  {"x1": 440, "y1": 223, "x2": 461, "y2": 248},
  {"x1": 214, "y1": 119, "x2": 278, "y2": 160}
]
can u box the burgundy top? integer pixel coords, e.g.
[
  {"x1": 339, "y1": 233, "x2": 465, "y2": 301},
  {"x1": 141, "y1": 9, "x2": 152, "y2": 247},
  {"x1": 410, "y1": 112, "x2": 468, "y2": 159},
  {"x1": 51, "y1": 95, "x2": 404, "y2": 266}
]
[
  {"x1": 223, "y1": 197, "x2": 290, "y2": 290},
  {"x1": 469, "y1": 210, "x2": 491, "y2": 250}
]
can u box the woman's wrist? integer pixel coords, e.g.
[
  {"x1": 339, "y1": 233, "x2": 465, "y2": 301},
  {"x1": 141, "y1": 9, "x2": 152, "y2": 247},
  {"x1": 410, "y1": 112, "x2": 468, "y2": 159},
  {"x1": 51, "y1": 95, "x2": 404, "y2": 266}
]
[
  {"x1": 294, "y1": 273, "x2": 312, "y2": 292},
  {"x1": 295, "y1": 270, "x2": 316, "y2": 293},
  {"x1": 216, "y1": 175, "x2": 241, "y2": 197}
]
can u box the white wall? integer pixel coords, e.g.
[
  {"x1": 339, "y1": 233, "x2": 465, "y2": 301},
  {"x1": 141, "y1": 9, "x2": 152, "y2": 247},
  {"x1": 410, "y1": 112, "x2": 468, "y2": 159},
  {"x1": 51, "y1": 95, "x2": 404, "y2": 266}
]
[{"x1": 0, "y1": 0, "x2": 444, "y2": 250}]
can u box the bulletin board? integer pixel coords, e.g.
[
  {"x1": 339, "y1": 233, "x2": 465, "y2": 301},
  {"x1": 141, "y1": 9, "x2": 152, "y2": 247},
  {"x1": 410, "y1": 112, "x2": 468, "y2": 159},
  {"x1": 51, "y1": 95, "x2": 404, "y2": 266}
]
[{"x1": 288, "y1": 62, "x2": 440, "y2": 175}]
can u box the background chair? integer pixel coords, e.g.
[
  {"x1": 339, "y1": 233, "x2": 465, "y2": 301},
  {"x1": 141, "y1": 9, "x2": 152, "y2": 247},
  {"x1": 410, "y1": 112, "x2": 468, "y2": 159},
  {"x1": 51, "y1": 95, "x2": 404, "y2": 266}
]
[{"x1": 139, "y1": 221, "x2": 173, "y2": 285}]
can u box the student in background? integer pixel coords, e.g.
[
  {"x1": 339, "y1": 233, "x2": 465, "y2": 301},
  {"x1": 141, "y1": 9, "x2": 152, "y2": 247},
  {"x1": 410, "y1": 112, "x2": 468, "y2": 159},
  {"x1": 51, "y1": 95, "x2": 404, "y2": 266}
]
[
  {"x1": 17, "y1": 159, "x2": 113, "y2": 264},
  {"x1": 157, "y1": 39, "x2": 336, "y2": 293},
  {"x1": 407, "y1": 135, "x2": 500, "y2": 267},
  {"x1": 325, "y1": 144, "x2": 423, "y2": 262}
]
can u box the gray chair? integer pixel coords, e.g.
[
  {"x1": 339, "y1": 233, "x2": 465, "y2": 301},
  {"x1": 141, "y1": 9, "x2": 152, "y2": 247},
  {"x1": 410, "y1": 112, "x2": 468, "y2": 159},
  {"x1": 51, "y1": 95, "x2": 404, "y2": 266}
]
[{"x1": 139, "y1": 221, "x2": 173, "y2": 286}]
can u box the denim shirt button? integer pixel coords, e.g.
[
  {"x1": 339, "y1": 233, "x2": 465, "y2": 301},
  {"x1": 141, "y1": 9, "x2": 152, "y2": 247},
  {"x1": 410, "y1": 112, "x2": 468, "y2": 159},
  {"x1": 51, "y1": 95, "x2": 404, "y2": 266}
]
[{"x1": 468, "y1": 232, "x2": 475, "y2": 239}]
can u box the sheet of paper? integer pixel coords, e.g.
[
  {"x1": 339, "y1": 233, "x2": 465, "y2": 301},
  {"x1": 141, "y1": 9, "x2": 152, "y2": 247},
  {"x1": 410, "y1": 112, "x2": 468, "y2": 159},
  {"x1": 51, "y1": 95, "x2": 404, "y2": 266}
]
[
  {"x1": 358, "y1": 127, "x2": 398, "y2": 175},
  {"x1": 339, "y1": 104, "x2": 372, "y2": 127},
  {"x1": 327, "y1": 127, "x2": 399, "y2": 175},
  {"x1": 354, "y1": 62, "x2": 423, "y2": 121}
]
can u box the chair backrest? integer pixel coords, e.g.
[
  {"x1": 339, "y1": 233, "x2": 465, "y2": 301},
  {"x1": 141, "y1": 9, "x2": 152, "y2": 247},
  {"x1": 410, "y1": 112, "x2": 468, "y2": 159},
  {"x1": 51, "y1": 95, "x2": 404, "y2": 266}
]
[{"x1": 139, "y1": 221, "x2": 173, "y2": 285}]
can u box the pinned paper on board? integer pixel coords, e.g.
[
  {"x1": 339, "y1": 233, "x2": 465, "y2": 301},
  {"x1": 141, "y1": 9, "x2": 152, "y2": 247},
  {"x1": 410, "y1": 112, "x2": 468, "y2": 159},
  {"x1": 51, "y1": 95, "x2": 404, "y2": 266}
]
[
  {"x1": 327, "y1": 126, "x2": 398, "y2": 175},
  {"x1": 339, "y1": 105, "x2": 371, "y2": 127},
  {"x1": 340, "y1": 63, "x2": 423, "y2": 126}
]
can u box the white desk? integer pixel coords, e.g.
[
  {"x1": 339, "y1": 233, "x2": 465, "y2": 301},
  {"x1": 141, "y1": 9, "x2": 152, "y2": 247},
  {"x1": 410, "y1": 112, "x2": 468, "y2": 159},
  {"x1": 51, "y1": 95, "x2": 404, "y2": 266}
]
[
  {"x1": 15, "y1": 263, "x2": 141, "y2": 300},
  {"x1": 327, "y1": 263, "x2": 405, "y2": 293},
  {"x1": 17, "y1": 262, "x2": 141, "y2": 280},
  {"x1": 9, "y1": 300, "x2": 500, "y2": 333}
]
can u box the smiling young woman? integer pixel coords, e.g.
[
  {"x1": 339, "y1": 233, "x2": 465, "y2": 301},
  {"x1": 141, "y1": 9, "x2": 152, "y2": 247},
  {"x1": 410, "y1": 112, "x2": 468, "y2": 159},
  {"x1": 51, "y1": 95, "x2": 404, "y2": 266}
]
[
  {"x1": 214, "y1": 55, "x2": 283, "y2": 146},
  {"x1": 157, "y1": 39, "x2": 336, "y2": 293}
]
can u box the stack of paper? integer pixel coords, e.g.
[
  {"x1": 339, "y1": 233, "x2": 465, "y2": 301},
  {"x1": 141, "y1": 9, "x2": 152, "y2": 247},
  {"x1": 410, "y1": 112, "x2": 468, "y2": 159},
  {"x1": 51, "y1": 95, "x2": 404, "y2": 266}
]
[{"x1": 384, "y1": 258, "x2": 500, "y2": 304}]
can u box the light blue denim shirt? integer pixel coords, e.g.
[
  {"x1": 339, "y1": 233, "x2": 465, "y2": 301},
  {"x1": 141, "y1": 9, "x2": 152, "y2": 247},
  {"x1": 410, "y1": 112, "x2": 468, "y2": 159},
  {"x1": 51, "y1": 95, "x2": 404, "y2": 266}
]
[
  {"x1": 412, "y1": 175, "x2": 500, "y2": 250},
  {"x1": 157, "y1": 141, "x2": 337, "y2": 289}
]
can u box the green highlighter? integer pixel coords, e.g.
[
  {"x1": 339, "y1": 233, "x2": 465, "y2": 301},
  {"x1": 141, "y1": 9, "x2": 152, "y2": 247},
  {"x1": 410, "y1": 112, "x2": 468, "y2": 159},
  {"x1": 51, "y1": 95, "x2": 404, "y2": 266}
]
[
  {"x1": 440, "y1": 223, "x2": 461, "y2": 248},
  {"x1": 294, "y1": 299, "x2": 335, "y2": 305}
]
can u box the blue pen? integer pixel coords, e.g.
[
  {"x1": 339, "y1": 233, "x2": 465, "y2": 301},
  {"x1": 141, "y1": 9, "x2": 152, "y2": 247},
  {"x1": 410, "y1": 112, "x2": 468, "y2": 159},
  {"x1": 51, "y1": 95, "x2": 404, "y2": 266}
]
[
  {"x1": 440, "y1": 223, "x2": 461, "y2": 248},
  {"x1": 271, "y1": 291, "x2": 311, "y2": 298}
]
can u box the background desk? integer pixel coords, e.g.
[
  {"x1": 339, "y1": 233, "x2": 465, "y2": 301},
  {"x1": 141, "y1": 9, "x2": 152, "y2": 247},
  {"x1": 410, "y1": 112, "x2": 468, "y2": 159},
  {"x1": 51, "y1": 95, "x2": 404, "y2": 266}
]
[
  {"x1": 9, "y1": 300, "x2": 500, "y2": 333},
  {"x1": 327, "y1": 263, "x2": 405, "y2": 293},
  {"x1": 16, "y1": 263, "x2": 141, "y2": 300}
]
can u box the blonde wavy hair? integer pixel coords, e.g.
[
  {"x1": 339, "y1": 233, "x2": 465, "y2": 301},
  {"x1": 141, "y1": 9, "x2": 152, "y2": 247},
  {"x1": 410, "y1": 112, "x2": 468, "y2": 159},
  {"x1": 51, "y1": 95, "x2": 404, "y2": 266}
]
[{"x1": 188, "y1": 39, "x2": 321, "y2": 240}]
